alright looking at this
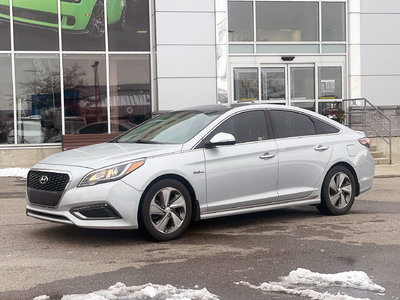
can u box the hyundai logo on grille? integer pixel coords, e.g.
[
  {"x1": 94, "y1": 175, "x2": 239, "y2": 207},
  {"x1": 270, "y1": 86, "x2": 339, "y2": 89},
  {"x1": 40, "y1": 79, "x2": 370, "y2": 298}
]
[{"x1": 39, "y1": 175, "x2": 49, "y2": 185}]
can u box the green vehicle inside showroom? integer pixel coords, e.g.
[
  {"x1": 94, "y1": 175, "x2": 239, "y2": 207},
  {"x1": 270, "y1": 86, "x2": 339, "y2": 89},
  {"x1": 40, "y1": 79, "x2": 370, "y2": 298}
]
[{"x1": 0, "y1": 0, "x2": 126, "y2": 38}]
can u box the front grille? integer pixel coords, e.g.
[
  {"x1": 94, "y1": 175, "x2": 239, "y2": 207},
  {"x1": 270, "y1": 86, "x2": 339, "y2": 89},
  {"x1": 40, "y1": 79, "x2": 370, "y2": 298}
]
[
  {"x1": 12, "y1": 6, "x2": 58, "y2": 25},
  {"x1": 27, "y1": 171, "x2": 69, "y2": 191},
  {"x1": 27, "y1": 171, "x2": 70, "y2": 207}
]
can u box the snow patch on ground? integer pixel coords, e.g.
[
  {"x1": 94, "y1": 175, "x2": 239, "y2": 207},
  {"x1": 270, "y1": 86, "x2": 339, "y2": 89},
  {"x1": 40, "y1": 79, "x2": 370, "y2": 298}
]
[
  {"x1": 33, "y1": 296, "x2": 49, "y2": 300},
  {"x1": 282, "y1": 268, "x2": 385, "y2": 292},
  {"x1": 0, "y1": 168, "x2": 29, "y2": 178},
  {"x1": 241, "y1": 268, "x2": 385, "y2": 300},
  {"x1": 35, "y1": 282, "x2": 220, "y2": 300}
]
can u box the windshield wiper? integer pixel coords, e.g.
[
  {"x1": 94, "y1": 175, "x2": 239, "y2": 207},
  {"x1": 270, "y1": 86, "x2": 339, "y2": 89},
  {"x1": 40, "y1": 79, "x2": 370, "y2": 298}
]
[{"x1": 134, "y1": 139, "x2": 163, "y2": 144}]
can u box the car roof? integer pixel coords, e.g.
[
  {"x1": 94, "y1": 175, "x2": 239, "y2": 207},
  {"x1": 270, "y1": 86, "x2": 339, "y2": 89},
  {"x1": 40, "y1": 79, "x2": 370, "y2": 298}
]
[
  {"x1": 181, "y1": 103, "x2": 310, "y2": 113},
  {"x1": 179, "y1": 103, "x2": 347, "y2": 130}
]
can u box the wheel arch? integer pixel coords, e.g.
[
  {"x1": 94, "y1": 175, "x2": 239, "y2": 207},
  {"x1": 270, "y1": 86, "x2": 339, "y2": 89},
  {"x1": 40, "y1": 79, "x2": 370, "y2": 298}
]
[
  {"x1": 138, "y1": 173, "x2": 201, "y2": 223},
  {"x1": 326, "y1": 162, "x2": 360, "y2": 196}
]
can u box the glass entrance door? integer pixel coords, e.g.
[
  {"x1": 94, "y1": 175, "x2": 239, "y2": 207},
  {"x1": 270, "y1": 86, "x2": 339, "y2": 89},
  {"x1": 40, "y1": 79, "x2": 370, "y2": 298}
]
[
  {"x1": 288, "y1": 65, "x2": 315, "y2": 111},
  {"x1": 261, "y1": 67, "x2": 286, "y2": 101},
  {"x1": 259, "y1": 64, "x2": 315, "y2": 110},
  {"x1": 233, "y1": 63, "x2": 343, "y2": 114}
]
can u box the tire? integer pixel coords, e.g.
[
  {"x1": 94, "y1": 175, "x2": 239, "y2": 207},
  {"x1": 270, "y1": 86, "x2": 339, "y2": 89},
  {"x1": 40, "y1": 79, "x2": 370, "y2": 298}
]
[
  {"x1": 87, "y1": 1, "x2": 105, "y2": 39},
  {"x1": 138, "y1": 179, "x2": 192, "y2": 241},
  {"x1": 317, "y1": 166, "x2": 356, "y2": 215},
  {"x1": 115, "y1": 5, "x2": 126, "y2": 31}
]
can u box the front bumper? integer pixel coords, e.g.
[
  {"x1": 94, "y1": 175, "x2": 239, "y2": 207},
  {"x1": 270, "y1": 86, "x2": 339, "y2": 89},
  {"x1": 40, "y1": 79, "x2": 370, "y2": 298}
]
[{"x1": 26, "y1": 167, "x2": 143, "y2": 229}]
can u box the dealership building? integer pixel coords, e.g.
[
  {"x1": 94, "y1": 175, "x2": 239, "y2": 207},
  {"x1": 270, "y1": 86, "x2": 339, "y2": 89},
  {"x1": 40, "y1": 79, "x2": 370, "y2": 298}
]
[{"x1": 0, "y1": 0, "x2": 399, "y2": 167}]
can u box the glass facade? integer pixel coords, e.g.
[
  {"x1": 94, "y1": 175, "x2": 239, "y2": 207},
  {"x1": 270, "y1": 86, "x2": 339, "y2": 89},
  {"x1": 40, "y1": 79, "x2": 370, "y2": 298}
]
[
  {"x1": 0, "y1": 0, "x2": 151, "y2": 146},
  {"x1": 229, "y1": 1, "x2": 347, "y2": 116},
  {"x1": 15, "y1": 54, "x2": 61, "y2": 144},
  {"x1": 0, "y1": 54, "x2": 13, "y2": 144},
  {"x1": 256, "y1": 2, "x2": 319, "y2": 42},
  {"x1": 322, "y1": 2, "x2": 346, "y2": 42},
  {"x1": 228, "y1": 0, "x2": 347, "y2": 55},
  {"x1": 228, "y1": 1, "x2": 253, "y2": 42}
]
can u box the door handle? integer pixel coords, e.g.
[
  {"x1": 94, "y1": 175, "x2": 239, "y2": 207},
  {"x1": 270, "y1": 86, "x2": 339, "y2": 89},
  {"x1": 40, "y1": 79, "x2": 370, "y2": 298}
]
[
  {"x1": 259, "y1": 153, "x2": 275, "y2": 159},
  {"x1": 314, "y1": 145, "x2": 329, "y2": 151}
]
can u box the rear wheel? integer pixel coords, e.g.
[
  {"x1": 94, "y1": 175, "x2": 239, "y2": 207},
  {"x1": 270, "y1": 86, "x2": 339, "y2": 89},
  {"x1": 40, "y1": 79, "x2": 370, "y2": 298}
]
[
  {"x1": 317, "y1": 166, "x2": 356, "y2": 215},
  {"x1": 139, "y1": 179, "x2": 192, "y2": 241}
]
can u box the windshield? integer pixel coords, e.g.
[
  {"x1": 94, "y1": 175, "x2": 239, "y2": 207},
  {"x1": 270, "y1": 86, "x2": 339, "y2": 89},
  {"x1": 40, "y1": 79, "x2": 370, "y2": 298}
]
[{"x1": 115, "y1": 110, "x2": 226, "y2": 144}]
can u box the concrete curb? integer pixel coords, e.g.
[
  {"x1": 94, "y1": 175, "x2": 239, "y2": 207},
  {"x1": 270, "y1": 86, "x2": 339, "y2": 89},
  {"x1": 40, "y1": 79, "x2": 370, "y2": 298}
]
[{"x1": 374, "y1": 175, "x2": 400, "y2": 178}]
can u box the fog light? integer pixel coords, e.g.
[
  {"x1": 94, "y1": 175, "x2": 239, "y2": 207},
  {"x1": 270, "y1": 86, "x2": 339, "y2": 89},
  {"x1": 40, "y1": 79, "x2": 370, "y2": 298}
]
[{"x1": 70, "y1": 204, "x2": 121, "y2": 220}]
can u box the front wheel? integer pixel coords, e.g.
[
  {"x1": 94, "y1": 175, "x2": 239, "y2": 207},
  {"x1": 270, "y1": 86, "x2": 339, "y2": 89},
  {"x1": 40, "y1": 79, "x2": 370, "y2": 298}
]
[
  {"x1": 115, "y1": 5, "x2": 126, "y2": 31},
  {"x1": 139, "y1": 179, "x2": 192, "y2": 241},
  {"x1": 87, "y1": 1, "x2": 105, "y2": 39},
  {"x1": 317, "y1": 166, "x2": 356, "y2": 215}
]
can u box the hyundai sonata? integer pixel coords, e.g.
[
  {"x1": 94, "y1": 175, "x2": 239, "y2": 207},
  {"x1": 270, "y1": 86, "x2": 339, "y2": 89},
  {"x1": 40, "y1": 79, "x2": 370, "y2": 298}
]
[{"x1": 26, "y1": 105, "x2": 375, "y2": 241}]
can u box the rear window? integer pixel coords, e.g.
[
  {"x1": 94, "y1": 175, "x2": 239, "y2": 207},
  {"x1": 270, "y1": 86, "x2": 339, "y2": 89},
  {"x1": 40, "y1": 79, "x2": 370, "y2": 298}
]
[
  {"x1": 312, "y1": 117, "x2": 340, "y2": 134},
  {"x1": 270, "y1": 110, "x2": 316, "y2": 138}
]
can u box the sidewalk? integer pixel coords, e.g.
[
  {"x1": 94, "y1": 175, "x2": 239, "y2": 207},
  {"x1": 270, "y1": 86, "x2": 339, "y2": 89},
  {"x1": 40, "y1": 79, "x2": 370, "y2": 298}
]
[{"x1": 374, "y1": 154, "x2": 400, "y2": 178}]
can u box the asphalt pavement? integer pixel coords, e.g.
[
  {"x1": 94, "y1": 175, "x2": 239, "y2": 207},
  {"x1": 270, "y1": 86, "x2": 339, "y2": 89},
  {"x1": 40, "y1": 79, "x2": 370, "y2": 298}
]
[{"x1": 0, "y1": 177, "x2": 399, "y2": 300}]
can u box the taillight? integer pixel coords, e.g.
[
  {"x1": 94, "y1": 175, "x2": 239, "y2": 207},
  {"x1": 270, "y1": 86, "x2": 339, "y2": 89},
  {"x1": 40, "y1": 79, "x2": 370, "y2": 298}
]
[{"x1": 358, "y1": 137, "x2": 371, "y2": 149}]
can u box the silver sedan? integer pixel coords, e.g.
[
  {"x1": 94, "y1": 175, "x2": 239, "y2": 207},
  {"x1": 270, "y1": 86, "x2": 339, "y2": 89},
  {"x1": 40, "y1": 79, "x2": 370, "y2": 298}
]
[{"x1": 26, "y1": 105, "x2": 375, "y2": 241}]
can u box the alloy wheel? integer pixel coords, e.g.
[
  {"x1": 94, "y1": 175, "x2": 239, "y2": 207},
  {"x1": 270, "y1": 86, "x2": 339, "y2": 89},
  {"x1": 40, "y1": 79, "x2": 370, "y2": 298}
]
[
  {"x1": 328, "y1": 172, "x2": 352, "y2": 209},
  {"x1": 149, "y1": 187, "x2": 187, "y2": 234},
  {"x1": 88, "y1": 2, "x2": 105, "y2": 38}
]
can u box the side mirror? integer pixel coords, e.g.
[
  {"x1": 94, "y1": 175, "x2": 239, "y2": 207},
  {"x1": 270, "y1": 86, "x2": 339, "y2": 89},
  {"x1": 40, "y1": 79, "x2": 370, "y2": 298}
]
[{"x1": 205, "y1": 132, "x2": 236, "y2": 148}]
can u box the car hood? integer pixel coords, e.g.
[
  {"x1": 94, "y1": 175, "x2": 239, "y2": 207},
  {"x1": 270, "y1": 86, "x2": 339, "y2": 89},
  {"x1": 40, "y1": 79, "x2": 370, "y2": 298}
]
[{"x1": 37, "y1": 142, "x2": 183, "y2": 169}]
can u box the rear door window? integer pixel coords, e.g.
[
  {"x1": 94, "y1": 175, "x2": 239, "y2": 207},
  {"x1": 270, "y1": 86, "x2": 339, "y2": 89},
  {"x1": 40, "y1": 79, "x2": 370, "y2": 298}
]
[
  {"x1": 312, "y1": 117, "x2": 340, "y2": 134},
  {"x1": 270, "y1": 110, "x2": 316, "y2": 138}
]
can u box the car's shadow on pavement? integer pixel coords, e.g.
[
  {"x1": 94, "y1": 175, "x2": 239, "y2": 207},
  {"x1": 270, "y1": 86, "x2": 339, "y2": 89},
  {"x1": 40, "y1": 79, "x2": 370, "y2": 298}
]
[
  {"x1": 29, "y1": 206, "x2": 323, "y2": 245},
  {"x1": 30, "y1": 224, "x2": 149, "y2": 246}
]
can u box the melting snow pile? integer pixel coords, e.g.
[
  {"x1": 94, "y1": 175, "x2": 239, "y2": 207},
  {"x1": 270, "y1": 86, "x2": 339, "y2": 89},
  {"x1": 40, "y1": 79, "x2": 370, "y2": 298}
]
[
  {"x1": 240, "y1": 268, "x2": 385, "y2": 300},
  {"x1": 34, "y1": 282, "x2": 220, "y2": 300},
  {"x1": 0, "y1": 168, "x2": 29, "y2": 178}
]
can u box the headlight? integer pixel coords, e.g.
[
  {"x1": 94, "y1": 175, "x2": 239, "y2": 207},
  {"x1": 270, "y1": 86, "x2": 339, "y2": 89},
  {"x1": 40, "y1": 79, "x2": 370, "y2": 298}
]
[{"x1": 78, "y1": 160, "x2": 145, "y2": 187}]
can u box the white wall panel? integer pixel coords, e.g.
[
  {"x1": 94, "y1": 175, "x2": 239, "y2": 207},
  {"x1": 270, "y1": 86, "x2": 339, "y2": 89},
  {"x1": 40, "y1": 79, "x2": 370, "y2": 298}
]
[
  {"x1": 156, "y1": 12, "x2": 215, "y2": 45},
  {"x1": 361, "y1": 15, "x2": 400, "y2": 44},
  {"x1": 158, "y1": 78, "x2": 217, "y2": 110},
  {"x1": 157, "y1": 45, "x2": 216, "y2": 78},
  {"x1": 349, "y1": 75, "x2": 362, "y2": 99},
  {"x1": 361, "y1": 0, "x2": 400, "y2": 13},
  {"x1": 156, "y1": 0, "x2": 215, "y2": 12},
  {"x1": 348, "y1": 0, "x2": 360, "y2": 13},
  {"x1": 361, "y1": 45, "x2": 400, "y2": 76},
  {"x1": 361, "y1": 76, "x2": 400, "y2": 106}
]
